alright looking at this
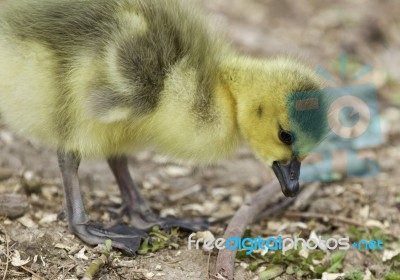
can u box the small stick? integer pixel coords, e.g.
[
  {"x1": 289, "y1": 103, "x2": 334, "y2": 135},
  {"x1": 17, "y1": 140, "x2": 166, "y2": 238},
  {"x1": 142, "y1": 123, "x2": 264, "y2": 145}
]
[
  {"x1": 0, "y1": 225, "x2": 9, "y2": 280},
  {"x1": 255, "y1": 197, "x2": 296, "y2": 222},
  {"x1": 18, "y1": 264, "x2": 45, "y2": 280},
  {"x1": 212, "y1": 183, "x2": 320, "y2": 225},
  {"x1": 169, "y1": 184, "x2": 202, "y2": 202},
  {"x1": 211, "y1": 181, "x2": 282, "y2": 280},
  {"x1": 212, "y1": 181, "x2": 321, "y2": 280},
  {"x1": 82, "y1": 240, "x2": 112, "y2": 280},
  {"x1": 206, "y1": 251, "x2": 212, "y2": 279}
]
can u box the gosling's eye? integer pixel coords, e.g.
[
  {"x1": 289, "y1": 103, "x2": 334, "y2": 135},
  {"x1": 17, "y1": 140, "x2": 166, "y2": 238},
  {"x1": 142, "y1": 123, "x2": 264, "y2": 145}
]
[{"x1": 279, "y1": 130, "x2": 294, "y2": 145}]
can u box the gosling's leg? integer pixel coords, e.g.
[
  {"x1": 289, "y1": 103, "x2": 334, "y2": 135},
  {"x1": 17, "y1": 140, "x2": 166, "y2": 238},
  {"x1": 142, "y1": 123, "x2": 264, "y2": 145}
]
[
  {"x1": 58, "y1": 150, "x2": 145, "y2": 255},
  {"x1": 107, "y1": 155, "x2": 208, "y2": 231}
]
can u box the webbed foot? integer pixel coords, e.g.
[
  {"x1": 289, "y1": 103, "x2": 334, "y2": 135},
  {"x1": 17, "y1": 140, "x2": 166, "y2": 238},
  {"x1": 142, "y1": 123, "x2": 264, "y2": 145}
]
[{"x1": 72, "y1": 221, "x2": 147, "y2": 255}]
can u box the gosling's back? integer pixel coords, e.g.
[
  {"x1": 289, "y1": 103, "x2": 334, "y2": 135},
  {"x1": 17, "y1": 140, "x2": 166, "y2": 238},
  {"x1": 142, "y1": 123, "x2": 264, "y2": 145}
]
[{"x1": 0, "y1": 0, "x2": 231, "y2": 158}]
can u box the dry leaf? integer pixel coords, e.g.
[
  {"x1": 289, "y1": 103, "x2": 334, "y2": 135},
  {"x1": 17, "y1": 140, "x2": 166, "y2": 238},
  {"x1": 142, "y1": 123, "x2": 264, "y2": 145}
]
[
  {"x1": 321, "y1": 272, "x2": 345, "y2": 280},
  {"x1": 165, "y1": 166, "x2": 191, "y2": 177},
  {"x1": 364, "y1": 268, "x2": 372, "y2": 280},
  {"x1": 365, "y1": 219, "x2": 385, "y2": 228},
  {"x1": 75, "y1": 247, "x2": 88, "y2": 260},
  {"x1": 39, "y1": 213, "x2": 58, "y2": 224},
  {"x1": 382, "y1": 249, "x2": 400, "y2": 262},
  {"x1": 195, "y1": 231, "x2": 215, "y2": 241},
  {"x1": 11, "y1": 250, "x2": 30, "y2": 267},
  {"x1": 145, "y1": 272, "x2": 155, "y2": 279},
  {"x1": 116, "y1": 260, "x2": 137, "y2": 267},
  {"x1": 18, "y1": 216, "x2": 38, "y2": 229},
  {"x1": 55, "y1": 243, "x2": 71, "y2": 251}
]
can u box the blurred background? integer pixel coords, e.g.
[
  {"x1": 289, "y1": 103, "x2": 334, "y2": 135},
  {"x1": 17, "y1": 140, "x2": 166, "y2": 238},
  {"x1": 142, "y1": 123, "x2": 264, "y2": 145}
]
[{"x1": 0, "y1": 0, "x2": 399, "y2": 279}]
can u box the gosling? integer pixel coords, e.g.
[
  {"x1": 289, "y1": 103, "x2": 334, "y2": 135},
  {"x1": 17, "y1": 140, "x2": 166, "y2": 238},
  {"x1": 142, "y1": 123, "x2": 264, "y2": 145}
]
[{"x1": 0, "y1": 0, "x2": 328, "y2": 254}]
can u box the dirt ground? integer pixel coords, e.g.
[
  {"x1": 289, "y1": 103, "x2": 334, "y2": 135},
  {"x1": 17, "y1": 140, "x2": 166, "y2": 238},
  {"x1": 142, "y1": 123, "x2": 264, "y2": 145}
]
[{"x1": 1, "y1": 0, "x2": 400, "y2": 279}]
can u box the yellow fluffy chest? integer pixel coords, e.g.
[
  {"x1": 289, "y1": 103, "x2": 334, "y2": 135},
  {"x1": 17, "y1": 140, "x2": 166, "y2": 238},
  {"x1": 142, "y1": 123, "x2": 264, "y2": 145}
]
[
  {"x1": 0, "y1": 35, "x2": 59, "y2": 146},
  {"x1": 64, "y1": 112, "x2": 240, "y2": 162},
  {"x1": 63, "y1": 119, "x2": 146, "y2": 158}
]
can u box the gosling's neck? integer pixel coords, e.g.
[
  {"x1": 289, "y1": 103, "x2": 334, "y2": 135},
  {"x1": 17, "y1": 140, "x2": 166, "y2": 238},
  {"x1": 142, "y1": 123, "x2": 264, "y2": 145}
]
[
  {"x1": 219, "y1": 55, "x2": 301, "y2": 116},
  {"x1": 220, "y1": 55, "x2": 266, "y2": 97}
]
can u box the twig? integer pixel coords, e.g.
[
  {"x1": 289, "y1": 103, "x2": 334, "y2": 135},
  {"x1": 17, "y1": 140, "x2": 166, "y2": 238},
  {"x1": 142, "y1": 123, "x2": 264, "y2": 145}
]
[
  {"x1": 206, "y1": 251, "x2": 212, "y2": 279},
  {"x1": 0, "y1": 225, "x2": 9, "y2": 280},
  {"x1": 62, "y1": 264, "x2": 78, "y2": 280},
  {"x1": 210, "y1": 183, "x2": 319, "y2": 225},
  {"x1": 210, "y1": 197, "x2": 295, "y2": 226},
  {"x1": 211, "y1": 181, "x2": 282, "y2": 280},
  {"x1": 211, "y1": 180, "x2": 322, "y2": 279},
  {"x1": 17, "y1": 264, "x2": 45, "y2": 280},
  {"x1": 255, "y1": 197, "x2": 296, "y2": 222},
  {"x1": 169, "y1": 184, "x2": 202, "y2": 202},
  {"x1": 82, "y1": 240, "x2": 112, "y2": 280},
  {"x1": 255, "y1": 182, "x2": 320, "y2": 221}
]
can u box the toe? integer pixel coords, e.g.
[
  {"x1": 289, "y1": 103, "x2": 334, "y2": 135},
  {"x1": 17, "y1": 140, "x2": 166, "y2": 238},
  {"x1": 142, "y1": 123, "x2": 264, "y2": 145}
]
[
  {"x1": 72, "y1": 222, "x2": 146, "y2": 255},
  {"x1": 161, "y1": 216, "x2": 209, "y2": 231},
  {"x1": 110, "y1": 237, "x2": 142, "y2": 255}
]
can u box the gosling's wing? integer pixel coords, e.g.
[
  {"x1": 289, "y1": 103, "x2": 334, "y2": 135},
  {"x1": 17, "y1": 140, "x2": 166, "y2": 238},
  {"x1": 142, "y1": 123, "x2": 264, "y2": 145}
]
[
  {"x1": 1, "y1": 0, "x2": 118, "y2": 52},
  {"x1": 96, "y1": 0, "x2": 228, "y2": 120},
  {"x1": 0, "y1": 0, "x2": 125, "y2": 140},
  {"x1": 1, "y1": 0, "x2": 227, "y2": 120}
]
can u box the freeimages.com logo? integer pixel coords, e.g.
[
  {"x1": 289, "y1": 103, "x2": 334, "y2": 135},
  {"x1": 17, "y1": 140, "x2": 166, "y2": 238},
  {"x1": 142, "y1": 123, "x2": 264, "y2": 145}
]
[{"x1": 287, "y1": 54, "x2": 382, "y2": 182}]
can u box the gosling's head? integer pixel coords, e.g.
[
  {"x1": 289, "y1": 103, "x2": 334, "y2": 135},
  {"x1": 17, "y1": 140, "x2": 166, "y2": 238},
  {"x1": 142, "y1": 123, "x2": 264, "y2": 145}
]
[{"x1": 225, "y1": 57, "x2": 329, "y2": 197}]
